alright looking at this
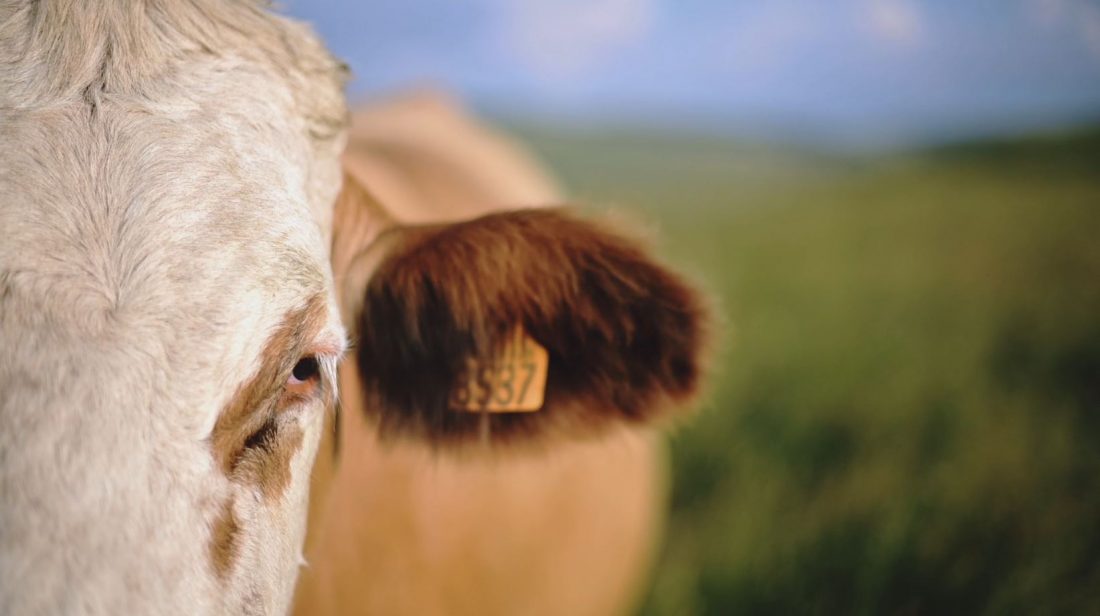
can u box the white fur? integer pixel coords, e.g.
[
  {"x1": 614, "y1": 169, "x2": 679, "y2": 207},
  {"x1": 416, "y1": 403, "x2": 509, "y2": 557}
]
[{"x1": 0, "y1": 1, "x2": 348, "y2": 613}]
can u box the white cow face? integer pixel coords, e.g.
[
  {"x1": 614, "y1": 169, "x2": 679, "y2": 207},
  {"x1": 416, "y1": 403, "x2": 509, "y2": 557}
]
[{"x1": 0, "y1": 3, "x2": 348, "y2": 614}]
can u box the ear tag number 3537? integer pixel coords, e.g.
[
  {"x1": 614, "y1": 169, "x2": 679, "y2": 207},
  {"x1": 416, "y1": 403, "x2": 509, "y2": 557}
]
[{"x1": 448, "y1": 327, "x2": 549, "y2": 413}]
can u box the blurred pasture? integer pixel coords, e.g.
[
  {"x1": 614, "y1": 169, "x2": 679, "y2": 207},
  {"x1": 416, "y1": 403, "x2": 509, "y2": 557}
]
[{"x1": 513, "y1": 125, "x2": 1100, "y2": 614}]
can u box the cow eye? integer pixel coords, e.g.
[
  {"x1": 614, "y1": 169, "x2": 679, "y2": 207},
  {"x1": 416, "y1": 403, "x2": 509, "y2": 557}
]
[
  {"x1": 285, "y1": 356, "x2": 322, "y2": 399},
  {"x1": 291, "y1": 356, "x2": 320, "y2": 383}
]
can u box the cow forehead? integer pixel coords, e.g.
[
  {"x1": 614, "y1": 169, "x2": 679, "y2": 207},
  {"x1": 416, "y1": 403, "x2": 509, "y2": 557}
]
[
  {"x1": 0, "y1": 84, "x2": 340, "y2": 415},
  {"x1": 0, "y1": 11, "x2": 347, "y2": 349}
]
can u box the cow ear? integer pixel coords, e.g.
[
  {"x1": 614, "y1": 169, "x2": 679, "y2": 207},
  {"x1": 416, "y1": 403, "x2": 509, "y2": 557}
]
[
  {"x1": 339, "y1": 187, "x2": 711, "y2": 447},
  {"x1": 331, "y1": 170, "x2": 396, "y2": 309}
]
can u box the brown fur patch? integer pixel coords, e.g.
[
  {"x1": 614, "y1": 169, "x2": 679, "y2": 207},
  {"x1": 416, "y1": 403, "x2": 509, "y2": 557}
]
[
  {"x1": 209, "y1": 498, "x2": 241, "y2": 580},
  {"x1": 210, "y1": 294, "x2": 329, "y2": 500},
  {"x1": 237, "y1": 425, "x2": 305, "y2": 502},
  {"x1": 352, "y1": 208, "x2": 710, "y2": 446}
]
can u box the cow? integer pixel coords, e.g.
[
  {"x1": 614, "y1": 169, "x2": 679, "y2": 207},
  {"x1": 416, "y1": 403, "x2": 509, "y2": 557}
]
[
  {"x1": 0, "y1": 3, "x2": 709, "y2": 615},
  {"x1": 292, "y1": 93, "x2": 688, "y2": 616}
]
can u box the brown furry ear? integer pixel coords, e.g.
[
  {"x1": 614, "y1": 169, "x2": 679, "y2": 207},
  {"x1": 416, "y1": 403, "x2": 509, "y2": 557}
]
[{"x1": 352, "y1": 208, "x2": 710, "y2": 446}]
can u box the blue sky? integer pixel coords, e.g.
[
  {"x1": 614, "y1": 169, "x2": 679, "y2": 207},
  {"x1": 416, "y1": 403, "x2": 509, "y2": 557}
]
[{"x1": 284, "y1": 0, "x2": 1100, "y2": 146}]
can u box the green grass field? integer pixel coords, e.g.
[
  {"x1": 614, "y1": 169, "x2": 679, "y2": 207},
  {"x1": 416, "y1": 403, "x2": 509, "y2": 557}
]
[{"x1": 517, "y1": 125, "x2": 1100, "y2": 614}]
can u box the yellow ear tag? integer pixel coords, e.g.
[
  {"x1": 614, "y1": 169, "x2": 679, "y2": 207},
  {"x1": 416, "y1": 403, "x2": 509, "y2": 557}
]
[{"x1": 449, "y1": 327, "x2": 549, "y2": 413}]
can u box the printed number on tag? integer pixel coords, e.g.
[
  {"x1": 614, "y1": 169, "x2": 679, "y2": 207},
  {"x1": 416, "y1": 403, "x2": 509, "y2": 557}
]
[{"x1": 448, "y1": 327, "x2": 549, "y2": 412}]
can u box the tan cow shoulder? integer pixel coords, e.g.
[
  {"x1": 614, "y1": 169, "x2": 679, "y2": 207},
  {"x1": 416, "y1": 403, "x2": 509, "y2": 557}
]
[{"x1": 298, "y1": 362, "x2": 666, "y2": 616}]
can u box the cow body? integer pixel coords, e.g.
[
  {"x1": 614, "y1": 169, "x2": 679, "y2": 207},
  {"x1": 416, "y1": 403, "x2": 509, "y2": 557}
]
[
  {"x1": 295, "y1": 95, "x2": 667, "y2": 616},
  {"x1": 298, "y1": 372, "x2": 664, "y2": 616}
]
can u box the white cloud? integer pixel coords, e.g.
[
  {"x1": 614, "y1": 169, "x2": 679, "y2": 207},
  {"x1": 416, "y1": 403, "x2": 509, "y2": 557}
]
[
  {"x1": 721, "y1": 2, "x2": 818, "y2": 72},
  {"x1": 713, "y1": 0, "x2": 923, "y2": 78},
  {"x1": 493, "y1": 0, "x2": 655, "y2": 81},
  {"x1": 1028, "y1": 0, "x2": 1069, "y2": 24},
  {"x1": 1079, "y1": 4, "x2": 1100, "y2": 57},
  {"x1": 1027, "y1": 0, "x2": 1100, "y2": 59},
  {"x1": 862, "y1": 0, "x2": 924, "y2": 46}
]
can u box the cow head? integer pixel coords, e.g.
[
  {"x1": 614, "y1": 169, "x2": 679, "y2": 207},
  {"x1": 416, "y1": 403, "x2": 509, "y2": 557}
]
[
  {"x1": 1, "y1": 3, "x2": 347, "y2": 613},
  {"x1": 0, "y1": 2, "x2": 708, "y2": 615}
]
